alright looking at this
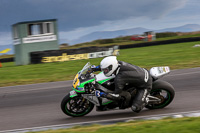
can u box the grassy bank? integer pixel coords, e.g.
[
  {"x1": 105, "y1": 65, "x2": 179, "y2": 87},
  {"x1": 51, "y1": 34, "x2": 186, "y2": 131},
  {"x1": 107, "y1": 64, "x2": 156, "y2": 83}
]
[
  {"x1": 0, "y1": 41, "x2": 200, "y2": 87},
  {"x1": 30, "y1": 117, "x2": 200, "y2": 133},
  {"x1": 65, "y1": 32, "x2": 200, "y2": 49}
]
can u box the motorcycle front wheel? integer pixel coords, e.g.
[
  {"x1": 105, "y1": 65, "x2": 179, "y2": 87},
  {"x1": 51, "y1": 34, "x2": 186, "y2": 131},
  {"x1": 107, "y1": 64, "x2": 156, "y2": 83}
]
[{"x1": 61, "y1": 94, "x2": 94, "y2": 117}]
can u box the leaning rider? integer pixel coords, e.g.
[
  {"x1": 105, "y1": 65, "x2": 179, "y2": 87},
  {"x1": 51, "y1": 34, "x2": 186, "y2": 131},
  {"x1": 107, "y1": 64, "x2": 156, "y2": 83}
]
[{"x1": 92, "y1": 56, "x2": 152, "y2": 112}]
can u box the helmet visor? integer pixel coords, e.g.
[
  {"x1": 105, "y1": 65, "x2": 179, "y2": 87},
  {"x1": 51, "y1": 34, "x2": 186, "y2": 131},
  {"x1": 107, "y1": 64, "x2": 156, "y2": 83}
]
[{"x1": 102, "y1": 65, "x2": 113, "y2": 75}]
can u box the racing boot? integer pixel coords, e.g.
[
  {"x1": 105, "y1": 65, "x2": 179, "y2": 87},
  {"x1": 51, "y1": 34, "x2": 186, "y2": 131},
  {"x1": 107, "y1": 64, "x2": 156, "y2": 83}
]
[{"x1": 131, "y1": 88, "x2": 150, "y2": 113}]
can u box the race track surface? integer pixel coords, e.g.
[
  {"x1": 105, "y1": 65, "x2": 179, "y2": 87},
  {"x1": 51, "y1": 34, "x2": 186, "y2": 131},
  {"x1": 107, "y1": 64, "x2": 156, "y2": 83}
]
[{"x1": 0, "y1": 67, "x2": 200, "y2": 131}]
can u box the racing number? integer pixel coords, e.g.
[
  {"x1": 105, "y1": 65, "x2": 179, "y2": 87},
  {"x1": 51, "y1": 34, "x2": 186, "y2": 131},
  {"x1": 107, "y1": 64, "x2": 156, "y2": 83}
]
[
  {"x1": 72, "y1": 74, "x2": 79, "y2": 88},
  {"x1": 73, "y1": 78, "x2": 77, "y2": 85}
]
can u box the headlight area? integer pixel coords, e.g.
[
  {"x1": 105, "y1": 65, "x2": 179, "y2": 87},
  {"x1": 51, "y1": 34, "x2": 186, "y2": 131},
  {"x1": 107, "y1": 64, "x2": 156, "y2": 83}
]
[
  {"x1": 72, "y1": 79, "x2": 95, "y2": 94},
  {"x1": 84, "y1": 83, "x2": 95, "y2": 94}
]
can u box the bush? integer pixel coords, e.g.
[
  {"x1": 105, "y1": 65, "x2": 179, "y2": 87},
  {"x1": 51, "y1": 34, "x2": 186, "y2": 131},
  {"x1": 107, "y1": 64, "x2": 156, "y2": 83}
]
[
  {"x1": 156, "y1": 32, "x2": 178, "y2": 38},
  {"x1": 114, "y1": 36, "x2": 132, "y2": 42},
  {"x1": 95, "y1": 39, "x2": 114, "y2": 44}
]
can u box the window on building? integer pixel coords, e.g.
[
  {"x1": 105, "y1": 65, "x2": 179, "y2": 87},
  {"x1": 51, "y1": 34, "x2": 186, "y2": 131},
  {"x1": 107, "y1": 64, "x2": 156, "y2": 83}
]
[
  {"x1": 13, "y1": 25, "x2": 19, "y2": 39},
  {"x1": 44, "y1": 22, "x2": 54, "y2": 34},
  {"x1": 28, "y1": 22, "x2": 53, "y2": 36}
]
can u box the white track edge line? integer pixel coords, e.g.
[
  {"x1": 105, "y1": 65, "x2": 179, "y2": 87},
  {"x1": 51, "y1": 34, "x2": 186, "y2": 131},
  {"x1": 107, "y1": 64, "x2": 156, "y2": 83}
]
[{"x1": 2, "y1": 110, "x2": 200, "y2": 133}]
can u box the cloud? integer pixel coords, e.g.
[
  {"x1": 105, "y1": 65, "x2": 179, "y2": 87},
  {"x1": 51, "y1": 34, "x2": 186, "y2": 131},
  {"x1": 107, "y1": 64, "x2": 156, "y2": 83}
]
[
  {"x1": 0, "y1": 0, "x2": 190, "y2": 46},
  {"x1": 0, "y1": 32, "x2": 12, "y2": 46},
  {"x1": 56, "y1": 0, "x2": 188, "y2": 31},
  {"x1": 0, "y1": 0, "x2": 188, "y2": 32}
]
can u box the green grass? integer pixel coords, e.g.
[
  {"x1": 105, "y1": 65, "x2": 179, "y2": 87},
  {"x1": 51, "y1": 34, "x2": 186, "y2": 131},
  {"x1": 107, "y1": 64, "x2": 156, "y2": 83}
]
[
  {"x1": 0, "y1": 41, "x2": 200, "y2": 87},
  {"x1": 119, "y1": 41, "x2": 200, "y2": 69},
  {"x1": 29, "y1": 117, "x2": 200, "y2": 133}
]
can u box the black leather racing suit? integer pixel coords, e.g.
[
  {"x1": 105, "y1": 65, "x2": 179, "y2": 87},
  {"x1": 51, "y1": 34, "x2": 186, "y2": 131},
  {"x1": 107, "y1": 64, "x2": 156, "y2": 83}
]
[
  {"x1": 95, "y1": 61, "x2": 152, "y2": 112},
  {"x1": 115, "y1": 61, "x2": 152, "y2": 112},
  {"x1": 115, "y1": 61, "x2": 152, "y2": 93}
]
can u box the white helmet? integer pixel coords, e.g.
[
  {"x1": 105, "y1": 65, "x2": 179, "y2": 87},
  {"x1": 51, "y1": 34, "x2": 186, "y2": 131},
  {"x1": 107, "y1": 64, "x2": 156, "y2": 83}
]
[{"x1": 100, "y1": 56, "x2": 119, "y2": 77}]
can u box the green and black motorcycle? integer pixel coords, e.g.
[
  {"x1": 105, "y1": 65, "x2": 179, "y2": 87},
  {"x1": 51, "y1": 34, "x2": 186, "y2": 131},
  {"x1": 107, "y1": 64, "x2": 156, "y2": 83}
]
[{"x1": 61, "y1": 62, "x2": 175, "y2": 117}]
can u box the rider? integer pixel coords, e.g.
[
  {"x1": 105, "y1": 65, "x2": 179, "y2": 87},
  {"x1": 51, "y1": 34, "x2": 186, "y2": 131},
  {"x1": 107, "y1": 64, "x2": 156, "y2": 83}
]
[{"x1": 92, "y1": 56, "x2": 152, "y2": 112}]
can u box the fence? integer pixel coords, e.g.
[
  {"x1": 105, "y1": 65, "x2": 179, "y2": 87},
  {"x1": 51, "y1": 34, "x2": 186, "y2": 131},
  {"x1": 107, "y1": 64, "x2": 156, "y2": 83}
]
[{"x1": 2, "y1": 37, "x2": 200, "y2": 63}]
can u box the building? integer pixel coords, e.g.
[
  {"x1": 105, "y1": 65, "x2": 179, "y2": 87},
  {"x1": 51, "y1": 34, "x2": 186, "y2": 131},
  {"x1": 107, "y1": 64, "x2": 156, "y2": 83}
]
[{"x1": 12, "y1": 19, "x2": 59, "y2": 65}]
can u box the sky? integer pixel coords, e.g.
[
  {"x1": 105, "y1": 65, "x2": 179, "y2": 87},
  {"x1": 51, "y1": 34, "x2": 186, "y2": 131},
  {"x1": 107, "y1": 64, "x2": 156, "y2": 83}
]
[{"x1": 0, "y1": 0, "x2": 200, "y2": 47}]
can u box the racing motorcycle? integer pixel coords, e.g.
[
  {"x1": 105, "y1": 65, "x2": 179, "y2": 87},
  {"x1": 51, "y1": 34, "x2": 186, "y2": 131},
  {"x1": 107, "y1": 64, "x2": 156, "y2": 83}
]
[{"x1": 61, "y1": 62, "x2": 175, "y2": 117}]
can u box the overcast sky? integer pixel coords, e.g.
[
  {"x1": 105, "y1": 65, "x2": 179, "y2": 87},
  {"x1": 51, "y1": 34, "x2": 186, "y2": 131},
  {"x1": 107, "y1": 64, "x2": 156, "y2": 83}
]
[{"x1": 0, "y1": 0, "x2": 200, "y2": 46}]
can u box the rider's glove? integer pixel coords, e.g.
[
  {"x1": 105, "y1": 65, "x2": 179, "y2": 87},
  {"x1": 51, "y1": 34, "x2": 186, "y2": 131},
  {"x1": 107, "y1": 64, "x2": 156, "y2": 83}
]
[
  {"x1": 91, "y1": 65, "x2": 101, "y2": 72},
  {"x1": 87, "y1": 65, "x2": 98, "y2": 73}
]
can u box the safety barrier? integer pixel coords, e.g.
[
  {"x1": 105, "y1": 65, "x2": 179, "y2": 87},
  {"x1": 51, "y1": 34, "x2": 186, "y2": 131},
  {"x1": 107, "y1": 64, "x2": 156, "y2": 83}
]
[
  {"x1": 30, "y1": 46, "x2": 119, "y2": 64},
  {"x1": 119, "y1": 37, "x2": 200, "y2": 49},
  {"x1": 2, "y1": 37, "x2": 200, "y2": 63},
  {"x1": 0, "y1": 57, "x2": 14, "y2": 63}
]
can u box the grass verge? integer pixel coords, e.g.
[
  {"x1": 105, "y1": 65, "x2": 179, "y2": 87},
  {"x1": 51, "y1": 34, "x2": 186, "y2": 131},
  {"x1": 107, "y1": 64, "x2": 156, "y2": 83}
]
[
  {"x1": 29, "y1": 117, "x2": 200, "y2": 133},
  {"x1": 0, "y1": 41, "x2": 200, "y2": 87},
  {"x1": 65, "y1": 33, "x2": 200, "y2": 49}
]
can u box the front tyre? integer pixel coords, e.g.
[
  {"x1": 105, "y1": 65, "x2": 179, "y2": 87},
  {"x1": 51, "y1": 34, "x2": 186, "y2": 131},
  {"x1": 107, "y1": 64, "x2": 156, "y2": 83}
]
[
  {"x1": 61, "y1": 94, "x2": 94, "y2": 117},
  {"x1": 146, "y1": 80, "x2": 175, "y2": 109}
]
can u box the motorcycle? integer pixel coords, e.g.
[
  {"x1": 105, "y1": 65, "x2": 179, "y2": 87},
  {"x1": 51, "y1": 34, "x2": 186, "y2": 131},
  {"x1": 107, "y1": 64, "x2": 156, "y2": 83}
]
[{"x1": 61, "y1": 62, "x2": 175, "y2": 117}]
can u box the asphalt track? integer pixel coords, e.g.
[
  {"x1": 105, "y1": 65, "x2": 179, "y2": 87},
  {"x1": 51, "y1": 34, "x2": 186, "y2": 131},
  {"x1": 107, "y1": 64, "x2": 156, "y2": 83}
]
[{"x1": 0, "y1": 67, "x2": 200, "y2": 131}]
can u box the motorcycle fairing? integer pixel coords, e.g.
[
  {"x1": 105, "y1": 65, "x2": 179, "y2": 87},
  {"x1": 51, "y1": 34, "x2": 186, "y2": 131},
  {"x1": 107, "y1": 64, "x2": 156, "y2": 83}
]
[
  {"x1": 81, "y1": 93, "x2": 112, "y2": 106},
  {"x1": 72, "y1": 71, "x2": 115, "y2": 93},
  {"x1": 81, "y1": 94, "x2": 100, "y2": 106},
  {"x1": 96, "y1": 72, "x2": 115, "y2": 84}
]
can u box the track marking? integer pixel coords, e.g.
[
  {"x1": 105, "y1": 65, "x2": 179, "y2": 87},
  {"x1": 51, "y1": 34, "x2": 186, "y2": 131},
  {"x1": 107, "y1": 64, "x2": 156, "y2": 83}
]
[{"x1": 1, "y1": 110, "x2": 200, "y2": 133}]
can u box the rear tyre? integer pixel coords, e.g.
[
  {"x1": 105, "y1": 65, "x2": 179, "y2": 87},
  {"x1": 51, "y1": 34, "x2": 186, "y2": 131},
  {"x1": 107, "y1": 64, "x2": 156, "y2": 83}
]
[
  {"x1": 61, "y1": 94, "x2": 94, "y2": 117},
  {"x1": 145, "y1": 80, "x2": 175, "y2": 109}
]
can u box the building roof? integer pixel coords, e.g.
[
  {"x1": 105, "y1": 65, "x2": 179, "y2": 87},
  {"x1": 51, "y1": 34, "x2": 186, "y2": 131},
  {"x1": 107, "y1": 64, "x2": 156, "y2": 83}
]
[{"x1": 12, "y1": 19, "x2": 57, "y2": 26}]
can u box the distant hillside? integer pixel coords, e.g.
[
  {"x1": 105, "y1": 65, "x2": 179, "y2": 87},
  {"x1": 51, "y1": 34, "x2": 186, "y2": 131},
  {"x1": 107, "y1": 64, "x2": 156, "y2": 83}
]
[
  {"x1": 156, "y1": 24, "x2": 200, "y2": 33},
  {"x1": 70, "y1": 24, "x2": 200, "y2": 45},
  {"x1": 70, "y1": 27, "x2": 151, "y2": 44}
]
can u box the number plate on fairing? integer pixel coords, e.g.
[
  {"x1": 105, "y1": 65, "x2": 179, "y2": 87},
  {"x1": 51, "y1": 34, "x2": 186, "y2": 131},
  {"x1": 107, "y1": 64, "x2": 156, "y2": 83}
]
[
  {"x1": 150, "y1": 66, "x2": 170, "y2": 79},
  {"x1": 70, "y1": 90, "x2": 77, "y2": 97}
]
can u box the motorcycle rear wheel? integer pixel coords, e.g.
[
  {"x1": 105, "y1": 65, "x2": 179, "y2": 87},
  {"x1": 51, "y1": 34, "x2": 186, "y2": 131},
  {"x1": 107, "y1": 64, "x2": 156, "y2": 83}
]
[
  {"x1": 145, "y1": 80, "x2": 175, "y2": 109},
  {"x1": 61, "y1": 94, "x2": 94, "y2": 117}
]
